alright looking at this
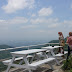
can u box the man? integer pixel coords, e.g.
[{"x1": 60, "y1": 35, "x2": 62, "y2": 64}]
[{"x1": 66, "y1": 32, "x2": 72, "y2": 59}]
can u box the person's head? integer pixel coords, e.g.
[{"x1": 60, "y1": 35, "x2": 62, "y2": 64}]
[
  {"x1": 69, "y1": 32, "x2": 72, "y2": 36},
  {"x1": 58, "y1": 32, "x2": 62, "y2": 36}
]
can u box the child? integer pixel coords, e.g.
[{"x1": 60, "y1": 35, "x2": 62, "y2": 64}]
[{"x1": 58, "y1": 32, "x2": 65, "y2": 54}]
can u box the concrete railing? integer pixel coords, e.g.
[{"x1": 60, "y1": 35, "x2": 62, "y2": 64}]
[
  {"x1": 0, "y1": 43, "x2": 68, "y2": 62},
  {"x1": 0, "y1": 43, "x2": 60, "y2": 51},
  {"x1": 0, "y1": 42, "x2": 68, "y2": 71}
]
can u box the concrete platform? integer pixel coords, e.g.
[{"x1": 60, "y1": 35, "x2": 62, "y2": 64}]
[{"x1": 3, "y1": 58, "x2": 65, "y2": 72}]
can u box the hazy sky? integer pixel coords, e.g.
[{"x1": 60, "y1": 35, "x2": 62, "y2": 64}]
[{"x1": 0, "y1": 0, "x2": 72, "y2": 42}]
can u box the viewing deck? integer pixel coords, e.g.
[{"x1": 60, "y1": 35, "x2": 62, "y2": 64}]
[
  {"x1": 0, "y1": 43, "x2": 68, "y2": 72},
  {"x1": 2, "y1": 58, "x2": 65, "y2": 72}
]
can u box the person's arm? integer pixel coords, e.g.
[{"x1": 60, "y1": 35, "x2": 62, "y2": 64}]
[
  {"x1": 66, "y1": 37, "x2": 71, "y2": 44},
  {"x1": 66, "y1": 36, "x2": 69, "y2": 44},
  {"x1": 71, "y1": 37, "x2": 72, "y2": 40}
]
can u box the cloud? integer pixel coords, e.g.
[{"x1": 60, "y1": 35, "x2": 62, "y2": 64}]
[
  {"x1": 63, "y1": 20, "x2": 72, "y2": 27},
  {"x1": 21, "y1": 25, "x2": 37, "y2": 29},
  {"x1": 64, "y1": 20, "x2": 72, "y2": 24},
  {"x1": 9, "y1": 17, "x2": 28, "y2": 24},
  {"x1": 30, "y1": 18, "x2": 45, "y2": 24},
  {"x1": 70, "y1": 4, "x2": 72, "y2": 8},
  {"x1": 30, "y1": 17, "x2": 63, "y2": 29},
  {"x1": 2, "y1": 0, "x2": 35, "y2": 13},
  {"x1": 0, "y1": 17, "x2": 60, "y2": 29},
  {"x1": 0, "y1": 20, "x2": 6, "y2": 22},
  {"x1": 48, "y1": 23, "x2": 59, "y2": 28},
  {"x1": 38, "y1": 30, "x2": 45, "y2": 33},
  {"x1": 37, "y1": 30, "x2": 56, "y2": 34},
  {"x1": 30, "y1": 18, "x2": 59, "y2": 24},
  {"x1": 32, "y1": 14, "x2": 36, "y2": 17},
  {"x1": 0, "y1": 17, "x2": 28, "y2": 25},
  {"x1": 30, "y1": 18, "x2": 60, "y2": 28},
  {"x1": 38, "y1": 7, "x2": 53, "y2": 16}
]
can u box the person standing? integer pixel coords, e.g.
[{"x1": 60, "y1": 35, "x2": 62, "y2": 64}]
[
  {"x1": 58, "y1": 32, "x2": 65, "y2": 54},
  {"x1": 66, "y1": 32, "x2": 72, "y2": 59}
]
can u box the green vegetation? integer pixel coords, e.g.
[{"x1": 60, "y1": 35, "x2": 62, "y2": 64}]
[
  {"x1": 49, "y1": 38, "x2": 67, "y2": 43},
  {"x1": 62, "y1": 55, "x2": 72, "y2": 72},
  {"x1": 49, "y1": 38, "x2": 68, "y2": 51},
  {"x1": 49, "y1": 40, "x2": 59, "y2": 43},
  {"x1": 0, "y1": 45, "x2": 13, "y2": 59},
  {"x1": 0, "y1": 62, "x2": 7, "y2": 72},
  {"x1": 0, "y1": 45, "x2": 12, "y2": 72},
  {"x1": 0, "y1": 44, "x2": 12, "y2": 49}
]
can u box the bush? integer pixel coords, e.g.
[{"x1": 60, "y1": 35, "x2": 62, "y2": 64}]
[
  {"x1": 62, "y1": 55, "x2": 72, "y2": 70},
  {"x1": 70, "y1": 69, "x2": 72, "y2": 72}
]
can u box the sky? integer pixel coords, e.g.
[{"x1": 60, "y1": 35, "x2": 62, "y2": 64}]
[{"x1": 0, "y1": 0, "x2": 72, "y2": 43}]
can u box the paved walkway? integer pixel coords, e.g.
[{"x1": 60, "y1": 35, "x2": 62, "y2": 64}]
[
  {"x1": 3, "y1": 64, "x2": 64, "y2": 72},
  {"x1": 3, "y1": 59, "x2": 65, "y2": 72}
]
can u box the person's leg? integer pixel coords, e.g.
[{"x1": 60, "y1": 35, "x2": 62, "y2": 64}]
[
  {"x1": 58, "y1": 47, "x2": 61, "y2": 53},
  {"x1": 58, "y1": 45, "x2": 61, "y2": 53},
  {"x1": 65, "y1": 46, "x2": 71, "y2": 68},
  {"x1": 67, "y1": 46, "x2": 70, "y2": 59},
  {"x1": 62, "y1": 47, "x2": 64, "y2": 54}
]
